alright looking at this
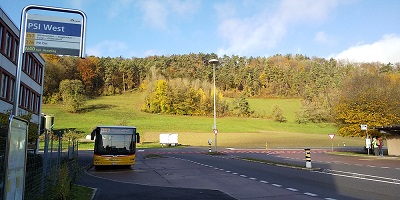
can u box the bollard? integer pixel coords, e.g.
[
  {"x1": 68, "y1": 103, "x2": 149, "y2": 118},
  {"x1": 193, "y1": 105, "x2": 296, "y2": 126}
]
[
  {"x1": 209, "y1": 145, "x2": 211, "y2": 153},
  {"x1": 304, "y1": 148, "x2": 312, "y2": 168},
  {"x1": 265, "y1": 142, "x2": 268, "y2": 150}
]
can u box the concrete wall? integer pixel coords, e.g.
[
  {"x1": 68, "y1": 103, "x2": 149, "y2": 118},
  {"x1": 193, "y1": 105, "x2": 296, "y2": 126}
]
[{"x1": 386, "y1": 135, "x2": 400, "y2": 156}]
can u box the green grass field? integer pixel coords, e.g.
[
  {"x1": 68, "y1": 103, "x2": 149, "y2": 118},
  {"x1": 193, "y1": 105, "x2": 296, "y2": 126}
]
[{"x1": 42, "y1": 91, "x2": 364, "y2": 148}]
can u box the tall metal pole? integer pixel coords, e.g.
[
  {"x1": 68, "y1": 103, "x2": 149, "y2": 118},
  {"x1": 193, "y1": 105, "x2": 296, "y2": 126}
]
[
  {"x1": 209, "y1": 59, "x2": 218, "y2": 152},
  {"x1": 366, "y1": 128, "x2": 369, "y2": 155},
  {"x1": 213, "y1": 62, "x2": 217, "y2": 152}
]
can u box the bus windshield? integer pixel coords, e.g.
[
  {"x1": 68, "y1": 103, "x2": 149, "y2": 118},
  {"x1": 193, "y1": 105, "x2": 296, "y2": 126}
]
[{"x1": 99, "y1": 134, "x2": 133, "y2": 154}]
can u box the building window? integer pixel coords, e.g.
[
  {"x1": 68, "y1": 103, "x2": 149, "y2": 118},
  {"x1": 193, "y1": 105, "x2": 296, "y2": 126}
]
[
  {"x1": 19, "y1": 85, "x2": 24, "y2": 106},
  {"x1": 22, "y1": 54, "x2": 27, "y2": 71},
  {"x1": 13, "y1": 40, "x2": 19, "y2": 63},
  {"x1": 30, "y1": 92, "x2": 35, "y2": 110},
  {"x1": 24, "y1": 88, "x2": 29, "y2": 108},
  {"x1": 0, "y1": 25, "x2": 3, "y2": 50},
  {"x1": 36, "y1": 95, "x2": 41, "y2": 113},
  {"x1": 33, "y1": 62, "x2": 37, "y2": 79},
  {"x1": 27, "y1": 56, "x2": 33, "y2": 75},
  {"x1": 38, "y1": 65, "x2": 42, "y2": 84},
  {"x1": 1, "y1": 73, "x2": 9, "y2": 99},
  {"x1": 5, "y1": 31, "x2": 12, "y2": 57},
  {"x1": 9, "y1": 78, "x2": 15, "y2": 102}
]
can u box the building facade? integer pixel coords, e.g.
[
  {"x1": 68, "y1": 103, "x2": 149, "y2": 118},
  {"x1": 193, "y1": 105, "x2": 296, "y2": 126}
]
[{"x1": 0, "y1": 7, "x2": 45, "y2": 125}]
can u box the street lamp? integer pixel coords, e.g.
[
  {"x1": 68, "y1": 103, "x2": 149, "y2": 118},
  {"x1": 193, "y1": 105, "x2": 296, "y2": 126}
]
[{"x1": 209, "y1": 58, "x2": 219, "y2": 152}]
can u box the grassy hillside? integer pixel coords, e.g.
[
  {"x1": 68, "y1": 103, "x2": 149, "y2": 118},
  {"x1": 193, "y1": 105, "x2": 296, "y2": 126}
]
[{"x1": 42, "y1": 91, "x2": 364, "y2": 148}]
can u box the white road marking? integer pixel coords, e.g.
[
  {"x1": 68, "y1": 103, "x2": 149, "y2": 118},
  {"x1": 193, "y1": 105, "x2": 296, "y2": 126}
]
[
  {"x1": 260, "y1": 180, "x2": 269, "y2": 184},
  {"x1": 314, "y1": 169, "x2": 400, "y2": 185},
  {"x1": 304, "y1": 192, "x2": 318, "y2": 197},
  {"x1": 271, "y1": 184, "x2": 282, "y2": 187},
  {"x1": 286, "y1": 188, "x2": 298, "y2": 192}
]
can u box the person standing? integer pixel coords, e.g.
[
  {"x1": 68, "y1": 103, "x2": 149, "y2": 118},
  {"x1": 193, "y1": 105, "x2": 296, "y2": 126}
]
[
  {"x1": 372, "y1": 137, "x2": 379, "y2": 156},
  {"x1": 378, "y1": 137, "x2": 384, "y2": 156}
]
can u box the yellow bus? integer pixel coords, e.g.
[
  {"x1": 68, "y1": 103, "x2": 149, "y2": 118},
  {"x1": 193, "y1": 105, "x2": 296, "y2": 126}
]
[{"x1": 90, "y1": 126, "x2": 140, "y2": 168}]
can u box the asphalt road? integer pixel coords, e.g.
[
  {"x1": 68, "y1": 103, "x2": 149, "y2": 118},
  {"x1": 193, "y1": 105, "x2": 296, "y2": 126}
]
[
  {"x1": 76, "y1": 150, "x2": 235, "y2": 200},
  {"x1": 77, "y1": 147, "x2": 400, "y2": 200}
]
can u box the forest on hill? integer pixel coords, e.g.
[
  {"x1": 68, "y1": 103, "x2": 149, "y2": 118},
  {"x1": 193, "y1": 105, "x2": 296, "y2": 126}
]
[{"x1": 42, "y1": 53, "x2": 400, "y2": 137}]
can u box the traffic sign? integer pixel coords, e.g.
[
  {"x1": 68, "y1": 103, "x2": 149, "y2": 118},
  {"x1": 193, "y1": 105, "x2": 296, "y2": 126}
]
[
  {"x1": 360, "y1": 124, "x2": 367, "y2": 130},
  {"x1": 328, "y1": 134, "x2": 335, "y2": 140},
  {"x1": 214, "y1": 129, "x2": 218, "y2": 135},
  {"x1": 25, "y1": 14, "x2": 83, "y2": 56}
]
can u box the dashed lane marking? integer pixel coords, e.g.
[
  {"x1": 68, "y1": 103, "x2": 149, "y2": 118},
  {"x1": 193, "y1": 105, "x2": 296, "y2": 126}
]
[
  {"x1": 271, "y1": 184, "x2": 282, "y2": 187},
  {"x1": 304, "y1": 192, "x2": 318, "y2": 197}
]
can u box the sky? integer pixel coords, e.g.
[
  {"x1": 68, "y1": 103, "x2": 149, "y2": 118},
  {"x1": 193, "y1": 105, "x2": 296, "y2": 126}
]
[{"x1": 1, "y1": 0, "x2": 399, "y2": 63}]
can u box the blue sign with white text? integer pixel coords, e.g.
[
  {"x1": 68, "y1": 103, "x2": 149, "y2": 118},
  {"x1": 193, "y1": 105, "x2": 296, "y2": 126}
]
[{"x1": 27, "y1": 19, "x2": 81, "y2": 37}]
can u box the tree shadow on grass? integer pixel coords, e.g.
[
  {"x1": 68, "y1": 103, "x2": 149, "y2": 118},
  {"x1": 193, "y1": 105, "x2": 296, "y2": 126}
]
[{"x1": 80, "y1": 104, "x2": 116, "y2": 113}]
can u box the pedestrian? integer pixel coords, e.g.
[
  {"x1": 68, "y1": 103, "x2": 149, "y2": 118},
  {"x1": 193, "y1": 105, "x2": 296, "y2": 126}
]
[
  {"x1": 378, "y1": 137, "x2": 384, "y2": 156},
  {"x1": 372, "y1": 137, "x2": 379, "y2": 156}
]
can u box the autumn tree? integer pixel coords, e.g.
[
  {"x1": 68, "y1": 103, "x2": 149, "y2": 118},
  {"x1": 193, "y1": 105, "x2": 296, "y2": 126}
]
[
  {"x1": 141, "y1": 78, "x2": 229, "y2": 116},
  {"x1": 59, "y1": 79, "x2": 86, "y2": 113},
  {"x1": 77, "y1": 56, "x2": 101, "y2": 96},
  {"x1": 333, "y1": 72, "x2": 400, "y2": 137}
]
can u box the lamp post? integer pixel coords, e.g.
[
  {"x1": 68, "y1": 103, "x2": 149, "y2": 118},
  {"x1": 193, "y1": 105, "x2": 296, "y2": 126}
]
[{"x1": 209, "y1": 58, "x2": 219, "y2": 152}]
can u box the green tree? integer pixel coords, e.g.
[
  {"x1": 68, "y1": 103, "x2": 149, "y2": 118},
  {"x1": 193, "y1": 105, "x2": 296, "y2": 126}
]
[
  {"x1": 59, "y1": 79, "x2": 86, "y2": 113},
  {"x1": 233, "y1": 93, "x2": 253, "y2": 117},
  {"x1": 272, "y1": 105, "x2": 287, "y2": 123}
]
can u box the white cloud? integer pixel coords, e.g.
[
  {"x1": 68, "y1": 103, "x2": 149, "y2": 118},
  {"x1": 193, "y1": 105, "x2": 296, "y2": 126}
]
[
  {"x1": 87, "y1": 40, "x2": 135, "y2": 58},
  {"x1": 333, "y1": 34, "x2": 400, "y2": 63},
  {"x1": 139, "y1": 0, "x2": 200, "y2": 29},
  {"x1": 168, "y1": 0, "x2": 200, "y2": 16},
  {"x1": 314, "y1": 31, "x2": 337, "y2": 46},
  {"x1": 68, "y1": 0, "x2": 85, "y2": 10},
  {"x1": 216, "y1": 0, "x2": 338, "y2": 56},
  {"x1": 107, "y1": 0, "x2": 135, "y2": 19},
  {"x1": 140, "y1": 0, "x2": 168, "y2": 29}
]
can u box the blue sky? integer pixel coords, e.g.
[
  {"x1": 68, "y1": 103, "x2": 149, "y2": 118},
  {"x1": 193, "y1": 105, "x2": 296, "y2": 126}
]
[{"x1": 1, "y1": 0, "x2": 399, "y2": 63}]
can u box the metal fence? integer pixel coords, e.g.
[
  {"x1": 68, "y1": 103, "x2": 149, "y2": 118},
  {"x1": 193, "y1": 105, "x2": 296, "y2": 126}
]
[
  {"x1": 0, "y1": 129, "x2": 79, "y2": 200},
  {"x1": 0, "y1": 123, "x2": 7, "y2": 200}
]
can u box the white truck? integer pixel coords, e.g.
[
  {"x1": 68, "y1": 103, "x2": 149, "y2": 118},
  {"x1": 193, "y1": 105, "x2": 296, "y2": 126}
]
[{"x1": 160, "y1": 133, "x2": 178, "y2": 147}]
